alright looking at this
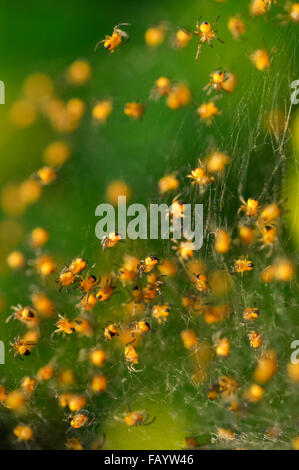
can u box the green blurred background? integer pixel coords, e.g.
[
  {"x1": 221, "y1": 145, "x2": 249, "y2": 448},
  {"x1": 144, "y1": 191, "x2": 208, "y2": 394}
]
[{"x1": 0, "y1": 0, "x2": 299, "y2": 450}]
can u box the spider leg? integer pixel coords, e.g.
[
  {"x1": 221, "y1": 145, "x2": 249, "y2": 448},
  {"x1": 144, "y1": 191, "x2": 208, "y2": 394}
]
[
  {"x1": 5, "y1": 313, "x2": 15, "y2": 323},
  {"x1": 196, "y1": 16, "x2": 202, "y2": 27},
  {"x1": 118, "y1": 30, "x2": 130, "y2": 42},
  {"x1": 128, "y1": 364, "x2": 144, "y2": 373},
  {"x1": 94, "y1": 40, "x2": 104, "y2": 52},
  {"x1": 12, "y1": 304, "x2": 21, "y2": 312},
  {"x1": 195, "y1": 43, "x2": 201, "y2": 61},
  {"x1": 101, "y1": 237, "x2": 108, "y2": 249},
  {"x1": 266, "y1": 245, "x2": 273, "y2": 258},
  {"x1": 213, "y1": 15, "x2": 221, "y2": 27},
  {"x1": 115, "y1": 22, "x2": 131, "y2": 28},
  {"x1": 180, "y1": 26, "x2": 192, "y2": 35},
  {"x1": 80, "y1": 291, "x2": 89, "y2": 301},
  {"x1": 143, "y1": 416, "x2": 156, "y2": 426},
  {"x1": 50, "y1": 330, "x2": 58, "y2": 341}
]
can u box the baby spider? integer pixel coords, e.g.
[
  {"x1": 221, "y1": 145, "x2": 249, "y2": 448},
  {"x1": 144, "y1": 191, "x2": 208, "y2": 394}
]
[
  {"x1": 118, "y1": 255, "x2": 139, "y2": 284},
  {"x1": 96, "y1": 277, "x2": 116, "y2": 302},
  {"x1": 172, "y1": 240, "x2": 195, "y2": 261},
  {"x1": 10, "y1": 337, "x2": 36, "y2": 358},
  {"x1": 125, "y1": 341, "x2": 140, "y2": 372},
  {"x1": 289, "y1": 3, "x2": 299, "y2": 22},
  {"x1": 79, "y1": 269, "x2": 100, "y2": 298},
  {"x1": 69, "y1": 412, "x2": 89, "y2": 429},
  {"x1": 143, "y1": 284, "x2": 156, "y2": 304},
  {"x1": 118, "y1": 266, "x2": 137, "y2": 284},
  {"x1": 130, "y1": 320, "x2": 150, "y2": 338},
  {"x1": 152, "y1": 304, "x2": 170, "y2": 324},
  {"x1": 68, "y1": 256, "x2": 87, "y2": 275},
  {"x1": 203, "y1": 70, "x2": 227, "y2": 95},
  {"x1": 174, "y1": 28, "x2": 193, "y2": 48},
  {"x1": 117, "y1": 410, "x2": 156, "y2": 427},
  {"x1": 77, "y1": 292, "x2": 97, "y2": 312},
  {"x1": 73, "y1": 318, "x2": 93, "y2": 337},
  {"x1": 104, "y1": 323, "x2": 119, "y2": 341},
  {"x1": 182, "y1": 293, "x2": 209, "y2": 315},
  {"x1": 138, "y1": 255, "x2": 159, "y2": 275},
  {"x1": 101, "y1": 232, "x2": 122, "y2": 250},
  {"x1": 234, "y1": 256, "x2": 254, "y2": 274},
  {"x1": 94, "y1": 23, "x2": 131, "y2": 54},
  {"x1": 257, "y1": 203, "x2": 281, "y2": 228},
  {"x1": 228, "y1": 15, "x2": 246, "y2": 40},
  {"x1": 14, "y1": 425, "x2": 34, "y2": 442},
  {"x1": 57, "y1": 267, "x2": 77, "y2": 291},
  {"x1": 192, "y1": 16, "x2": 224, "y2": 60},
  {"x1": 36, "y1": 166, "x2": 56, "y2": 186},
  {"x1": 218, "y1": 375, "x2": 239, "y2": 397},
  {"x1": 259, "y1": 225, "x2": 277, "y2": 252},
  {"x1": 129, "y1": 284, "x2": 144, "y2": 304},
  {"x1": 144, "y1": 273, "x2": 164, "y2": 303},
  {"x1": 257, "y1": 205, "x2": 279, "y2": 254},
  {"x1": 151, "y1": 77, "x2": 172, "y2": 100},
  {"x1": 167, "y1": 195, "x2": 186, "y2": 220},
  {"x1": 53, "y1": 314, "x2": 75, "y2": 337},
  {"x1": 243, "y1": 307, "x2": 260, "y2": 321},
  {"x1": 197, "y1": 101, "x2": 220, "y2": 126},
  {"x1": 158, "y1": 173, "x2": 180, "y2": 194},
  {"x1": 193, "y1": 272, "x2": 209, "y2": 293},
  {"x1": 277, "y1": 3, "x2": 299, "y2": 23},
  {"x1": 187, "y1": 166, "x2": 214, "y2": 191},
  {"x1": 248, "y1": 331, "x2": 262, "y2": 348},
  {"x1": 66, "y1": 438, "x2": 84, "y2": 451},
  {"x1": 201, "y1": 150, "x2": 229, "y2": 174},
  {"x1": 238, "y1": 197, "x2": 260, "y2": 217},
  {"x1": 6, "y1": 305, "x2": 38, "y2": 327}
]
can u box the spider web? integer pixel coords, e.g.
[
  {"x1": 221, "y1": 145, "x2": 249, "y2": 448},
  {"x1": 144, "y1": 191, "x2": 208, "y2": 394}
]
[{"x1": 1, "y1": 2, "x2": 299, "y2": 450}]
